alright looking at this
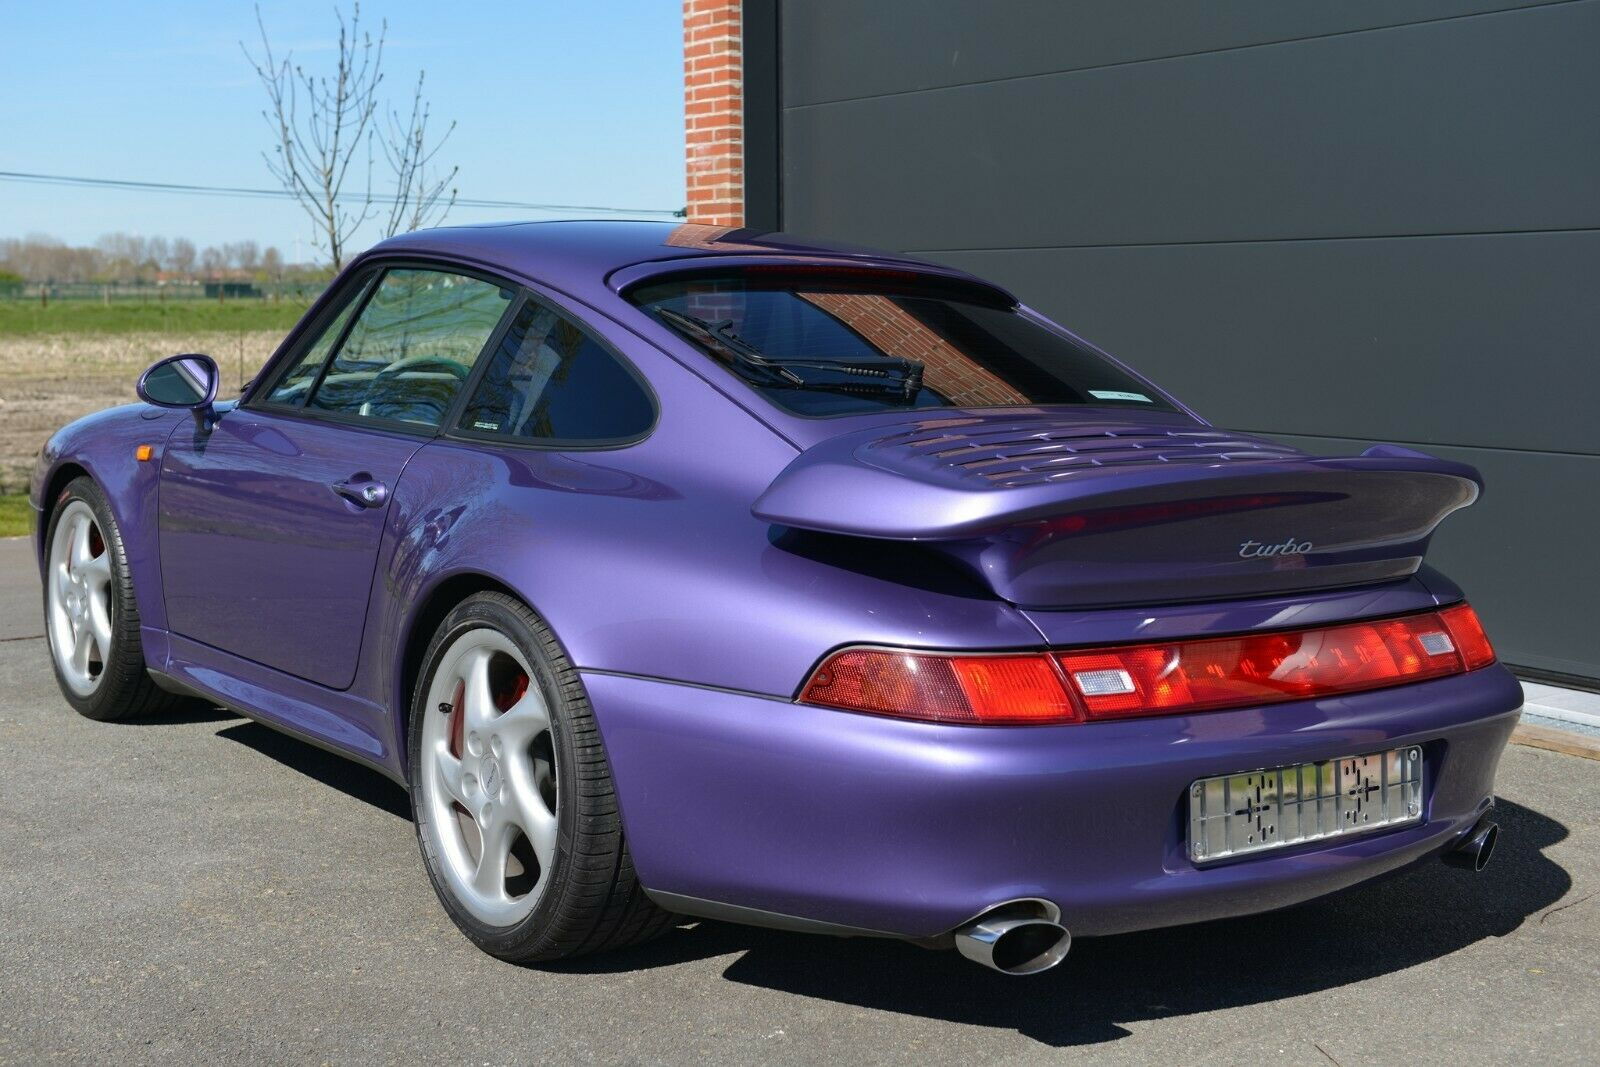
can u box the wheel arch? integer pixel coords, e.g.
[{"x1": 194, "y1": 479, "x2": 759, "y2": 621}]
[
  {"x1": 30, "y1": 407, "x2": 181, "y2": 633},
  {"x1": 393, "y1": 571, "x2": 579, "y2": 775},
  {"x1": 36, "y1": 461, "x2": 91, "y2": 558}
]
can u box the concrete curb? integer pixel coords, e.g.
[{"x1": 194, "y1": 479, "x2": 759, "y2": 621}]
[
  {"x1": 1512, "y1": 722, "x2": 1600, "y2": 762},
  {"x1": 1520, "y1": 681, "x2": 1600, "y2": 730}
]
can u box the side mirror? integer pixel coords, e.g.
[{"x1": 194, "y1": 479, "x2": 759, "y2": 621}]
[{"x1": 137, "y1": 353, "x2": 220, "y2": 430}]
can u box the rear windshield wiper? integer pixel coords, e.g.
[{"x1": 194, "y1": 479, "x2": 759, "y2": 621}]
[{"x1": 654, "y1": 307, "x2": 924, "y2": 401}]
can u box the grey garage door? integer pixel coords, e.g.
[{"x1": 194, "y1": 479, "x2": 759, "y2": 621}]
[{"x1": 759, "y1": 0, "x2": 1600, "y2": 684}]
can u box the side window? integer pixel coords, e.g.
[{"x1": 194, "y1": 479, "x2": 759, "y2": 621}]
[
  {"x1": 457, "y1": 297, "x2": 654, "y2": 443},
  {"x1": 306, "y1": 268, "x2": 513, "y2": 428},
  {"x1": 263, "y1": 275, "x2": 370, "y2": 406}
]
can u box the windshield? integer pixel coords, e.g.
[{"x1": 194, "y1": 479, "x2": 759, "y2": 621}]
[{"x1": 628, "y1": 271, "x2": 1175, "y2": 417}]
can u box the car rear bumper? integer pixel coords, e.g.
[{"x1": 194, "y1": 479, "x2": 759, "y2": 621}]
[{"x1": 583, "y1": 665, "x2": 1521, "y2": 940}]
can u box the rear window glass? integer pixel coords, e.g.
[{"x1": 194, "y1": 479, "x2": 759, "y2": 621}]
[{"x1": 627, "y1": 272, "x2": 1174, "y2": 417}]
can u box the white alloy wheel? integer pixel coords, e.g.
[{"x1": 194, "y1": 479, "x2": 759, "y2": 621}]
[
  {"x1": 46, "y1": 499, "x2": 114, "y2": 697},
  {"x1": 418, "y1": 626, "x2": 559, "y2": 927}
]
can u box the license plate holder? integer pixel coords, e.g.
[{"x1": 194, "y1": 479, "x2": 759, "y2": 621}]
[{"x1": 1187, "y1": 746, "x2": 1424, "y2": 864}]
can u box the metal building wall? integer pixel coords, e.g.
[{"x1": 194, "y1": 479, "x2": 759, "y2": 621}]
[{"x1": 756, "y1": 0, "x2": 1600, "y2": 682}]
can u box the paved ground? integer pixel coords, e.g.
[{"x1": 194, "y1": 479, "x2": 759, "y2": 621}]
[{"x1": 1, "y1": 534, "x2": 1596, "y2": 1065}]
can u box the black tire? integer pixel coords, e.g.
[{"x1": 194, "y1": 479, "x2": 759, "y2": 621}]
[
  {"x1": 43, "y1": 476, "x2": 191, "y2": 722},
  {"x1": 407, "y1": 591, "x2": 675, "y2": 962}
]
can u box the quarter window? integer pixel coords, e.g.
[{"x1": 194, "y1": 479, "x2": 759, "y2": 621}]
[
  {"x1": 457, "y1": 298, "x2": 653, "y2": 443},
  {"x1": 306, "y1": 268, "x2": 513, "y2": 427}
]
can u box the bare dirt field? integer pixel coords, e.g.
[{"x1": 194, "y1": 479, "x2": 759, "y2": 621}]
[{"x1": 0, "y1": 331, "x2": 279, "y2": 493}]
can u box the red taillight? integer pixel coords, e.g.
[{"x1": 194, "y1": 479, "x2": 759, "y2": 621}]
[
  {"x1": 1056, "y1": 611, "x2": 1484, "y2": 720},
  {"x1": 798, "y1": 605, "x2": 1496, "y2": 725},
  {"x1": 798, "y1": 649, "x2": 1076, "y2": 724},
  {"x1": 1439, "y1": 603, "x2": 1496, "y2": 670}
]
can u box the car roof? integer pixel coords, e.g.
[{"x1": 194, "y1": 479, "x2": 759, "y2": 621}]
[{"x1": 364, "y1": 219, "x2": 971, "y2": 291}]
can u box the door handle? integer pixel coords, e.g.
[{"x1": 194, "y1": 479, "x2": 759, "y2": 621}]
[{"x1": 332, "y1": 475, "x2": 389, "y2": 508}]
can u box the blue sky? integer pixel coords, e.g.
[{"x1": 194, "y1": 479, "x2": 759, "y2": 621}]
[{"x1": 0, "y1": 1, "x2": 684, "y2": 259}]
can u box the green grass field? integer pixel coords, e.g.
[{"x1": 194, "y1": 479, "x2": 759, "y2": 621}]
[
  {"x1": 0, "y1": 493, "x2": 33, "y2": 538},
  {"x1": 0, "y1": 298, "x2": 313, "y2": 337}
]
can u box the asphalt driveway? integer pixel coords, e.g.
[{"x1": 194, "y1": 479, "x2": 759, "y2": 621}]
[{"x1": 0, "y1": 534, "x2": 1596, "y2": 1064}]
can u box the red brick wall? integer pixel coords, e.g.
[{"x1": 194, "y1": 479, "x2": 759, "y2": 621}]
[
  {"x1": 662, "y1": 223, "x2": 768, "y2": 250},
  {"x1": 684, "y1": 0, "x2": 743, "y2": 227},
  {"x1": 799, "y1": 293, "x2": 1031, "y2": 407}
]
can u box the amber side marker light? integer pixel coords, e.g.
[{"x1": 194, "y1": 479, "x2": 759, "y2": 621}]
[
  {"x1": 798, "y1": 605, "x2": 1497, "y2": 725},
  {"x1": 135, "y1": 444, "x2": 154, "y2": 462}
]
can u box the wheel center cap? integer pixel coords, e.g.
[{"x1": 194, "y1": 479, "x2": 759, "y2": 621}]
[{"x1": 480, "y1": 757, "x2": 503, "y2": 800}]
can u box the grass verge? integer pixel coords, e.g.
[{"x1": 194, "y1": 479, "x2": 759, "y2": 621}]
[
  {"x1": 0, "y1": 299, "x2": 313, "y2": 337},
  {"x1": 0, "y1": 493, "x2": 33, "y2": 538}
]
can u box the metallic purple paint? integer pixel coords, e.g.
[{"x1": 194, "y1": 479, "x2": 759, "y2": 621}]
[
  {"x1": 584, "y1": 666, "x2": 1517, "y2": 938},
  {"x1": 31, "y1": 221, "x2": 1520, "y2": 952},
  {"x1": 31, "y1": 403, "x2": 185, "y2": 632},
  {"x1": 159, "y1": 410, "x2": 424, "y2": 690},
  {"x1": 750, "y1": 415, "x2": 1480, "y2": 608}
]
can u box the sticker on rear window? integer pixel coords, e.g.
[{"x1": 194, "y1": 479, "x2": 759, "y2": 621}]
[{"x1": 1089, "y1": 390, "x2": 1153, "y2": 403}]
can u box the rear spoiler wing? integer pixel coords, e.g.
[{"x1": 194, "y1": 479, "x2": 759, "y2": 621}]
[
  {"x1": 753, "y1": 423, "x2": 1482, "y2": 608},
  {"x1": 753, "y1": 431, "x2": 1481, "y2": 541}
]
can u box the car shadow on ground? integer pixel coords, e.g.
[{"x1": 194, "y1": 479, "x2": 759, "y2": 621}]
[
  {"x1": 565, "y1": 799, "x2": 1571, "y2": 1048},
  {"x1": 191, "y1": 715, "x2": 1573, "y2": 1048},
  {"x1": 214, "y1": 719, "x2": 413, "y2": 820},
  {"x1": 114, "y1": 703, "x2": 242, "y2": 726}
]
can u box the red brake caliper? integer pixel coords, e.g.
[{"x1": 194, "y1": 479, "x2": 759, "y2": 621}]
[
  {"x1": 448, "y1": 680, "x2": 466, "y2": 759},
  {"x1": 447, "y1": 680, "x2": 470, "y2": 821},
  {"x1": 498, "y1": 671, "x2": 529, "y2": 712}
]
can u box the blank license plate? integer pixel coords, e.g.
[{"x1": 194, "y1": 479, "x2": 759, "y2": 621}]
[{"x1": 1187, "y1": 747, "x2": 1424, "y2": 864}]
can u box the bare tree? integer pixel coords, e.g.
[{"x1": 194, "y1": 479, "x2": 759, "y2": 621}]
[
  {"x1": 94, "y1": 233, "x2": 153, "y2": 284},
  {"x1": 244, "y1": 3, "x2": 385, "y2": 269},
  {"x1": 245, "y1": 4, "x2": 460, "y2": 260},
  {"x1": 0, "y1": 234, "x2": 308, "y2": 285},
  {"x1": 168, "y1": 237, "x2": 197, "y2": 275},
  {"x1": 380, "y1": 71, "x2": 458, "y2": 236},
  {"x1": 1, "y1": 235, "x2": 91, "y2": 283},
  {"x1": 6, "y1": 234, "x2": 97, "y2": 284},
  {"x1": 223, "y1": 240, "x2": 261, "y2": 272},
  {"x1": 146, "y1": 236, "x2": 170, "y2": 274}
]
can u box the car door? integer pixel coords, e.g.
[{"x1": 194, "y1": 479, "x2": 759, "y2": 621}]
[{"x1": 159, "y1": 263, "x2": 517, "y2": 690}]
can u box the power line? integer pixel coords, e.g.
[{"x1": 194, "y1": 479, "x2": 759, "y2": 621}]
[{"x1": 0, "y1": 169, "x2": 684, "y2": 217}]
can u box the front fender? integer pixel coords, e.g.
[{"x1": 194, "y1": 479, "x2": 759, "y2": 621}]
[{"x1": 30, "y1": 404, "x2": 185, "y2": 631}]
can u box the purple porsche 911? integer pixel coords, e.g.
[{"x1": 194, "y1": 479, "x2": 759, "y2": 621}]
[{"x1": 31, "y1": 222, "x2": 1517, "y2": 975}]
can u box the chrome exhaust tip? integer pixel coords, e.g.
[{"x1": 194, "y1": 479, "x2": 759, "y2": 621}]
[
  {"x1": 952, "y1": 900, "x2": 1071, "y2": 975},
  {"x1": 1443, "y1": 817, "x2": 1499, "y2": 872}
]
